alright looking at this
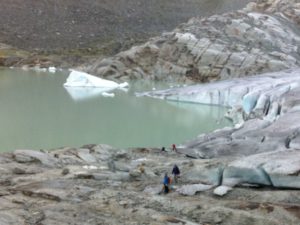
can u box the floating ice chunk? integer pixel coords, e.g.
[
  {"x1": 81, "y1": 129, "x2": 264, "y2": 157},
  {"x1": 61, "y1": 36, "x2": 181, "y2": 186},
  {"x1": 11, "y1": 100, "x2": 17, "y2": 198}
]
[
  {"x1": 119, "y1": 82, "x2": 129, "y2": 88},
  {"x1": 48, "y1": 66, "x2": 56, "y2": 73},
  {"x1": 64, "y1": 86, "x2": 114, "y2": 101},
  {"x1": 102, "y1": 92, "x2": 115, "y2": 97},
  {"x1": 33, "y1": 66, "x2": 47, "y2": 72},
  {"x1": 21, "y1": 65, "x2": 29, "y2": 71},
  {"x1": 64, "y1": 70, "x2": 129, "y2": 101},
  {"x1": 64, "y1": 70, "x2": 129, "y2": 88}
]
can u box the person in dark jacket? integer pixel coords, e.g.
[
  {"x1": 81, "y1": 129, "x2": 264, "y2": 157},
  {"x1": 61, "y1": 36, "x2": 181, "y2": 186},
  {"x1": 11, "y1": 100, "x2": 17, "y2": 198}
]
[{"x1": 172, "y1": 164, "x2": 180, "y2": 183}]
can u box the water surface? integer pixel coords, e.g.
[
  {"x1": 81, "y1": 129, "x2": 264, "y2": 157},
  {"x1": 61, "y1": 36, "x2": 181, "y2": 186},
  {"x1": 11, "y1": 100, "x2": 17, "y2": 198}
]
[{"x1": 0, "y1": 68, "x2": 232, "y2": 151}]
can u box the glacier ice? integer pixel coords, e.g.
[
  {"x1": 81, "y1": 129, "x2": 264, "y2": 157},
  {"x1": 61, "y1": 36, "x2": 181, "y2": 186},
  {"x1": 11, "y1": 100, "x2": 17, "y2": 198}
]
[
  {"x1": 64, "y1": 86, "x2": 114, "y2": 101},
  {"x1": 63, "y1": 70, "x2": 128, "y2": 101},
  {"x1": 48, "y1": 66, "x2": 56, "y2": 73},
  {"x1": 64, "y1": 70, "x2": 128, "y2": 88}
]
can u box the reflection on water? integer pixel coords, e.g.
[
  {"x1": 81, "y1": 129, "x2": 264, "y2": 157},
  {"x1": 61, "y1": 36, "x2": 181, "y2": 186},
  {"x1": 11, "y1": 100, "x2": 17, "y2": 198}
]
[
  {"x1": 167, "y1": 101, "x2": 229, "y2": 126},
  {"x1": 0, "y1": 69, "x2": 232, "y2": 152},
  {"x1": 64, "y1": 86, "x2": 115, "y2": 101}
]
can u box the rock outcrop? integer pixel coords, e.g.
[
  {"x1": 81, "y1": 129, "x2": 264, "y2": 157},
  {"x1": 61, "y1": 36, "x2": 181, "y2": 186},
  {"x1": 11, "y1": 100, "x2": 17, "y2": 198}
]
[
  {"x1": 0, "y1": 145, "x2": 299, "y2": 225},
  {"x1": 87, "y1": 0, "x2": 300, "y2": 83}
]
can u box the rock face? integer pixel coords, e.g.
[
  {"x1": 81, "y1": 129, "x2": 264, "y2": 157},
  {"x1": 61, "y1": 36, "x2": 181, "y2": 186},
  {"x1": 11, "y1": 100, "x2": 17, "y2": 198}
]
[{"x1": 87, "y1": 0, "x2": 300, "y2": 83}]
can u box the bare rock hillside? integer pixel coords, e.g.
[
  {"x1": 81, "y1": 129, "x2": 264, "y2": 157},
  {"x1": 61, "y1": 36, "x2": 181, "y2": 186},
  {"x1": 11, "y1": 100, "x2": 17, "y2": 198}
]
[
  {"x1": 0, "y1": 0, "x2": 252, "y2": 54},
  {"x1": 86, "y1": 0, "x2": 300, "y2": 83}
]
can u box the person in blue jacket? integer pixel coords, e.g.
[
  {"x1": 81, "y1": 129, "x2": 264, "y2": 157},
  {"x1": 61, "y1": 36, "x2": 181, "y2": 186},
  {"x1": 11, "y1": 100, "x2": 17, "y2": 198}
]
[{"x1": 163, "y1": 173, "x2": 170, "y2": 194}]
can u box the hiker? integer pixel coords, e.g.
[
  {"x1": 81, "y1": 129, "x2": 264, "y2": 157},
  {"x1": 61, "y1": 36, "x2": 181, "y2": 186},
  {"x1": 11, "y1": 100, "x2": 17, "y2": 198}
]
[
  {"x1": 172, "y1": 144, "x2": 177, "y2": 152},
  {"x1": 162, "y1": 173, "x2": 170, "y2": 194},
  {"x1": 172, "y1": 164, "x2": 180, "y2": 183}
]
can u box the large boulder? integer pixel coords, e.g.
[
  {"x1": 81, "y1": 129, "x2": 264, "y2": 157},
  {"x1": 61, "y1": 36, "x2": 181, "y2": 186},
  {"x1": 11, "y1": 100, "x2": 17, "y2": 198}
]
[{"x1": 13, "y1": 150, "x2": 57, "y2": 167}]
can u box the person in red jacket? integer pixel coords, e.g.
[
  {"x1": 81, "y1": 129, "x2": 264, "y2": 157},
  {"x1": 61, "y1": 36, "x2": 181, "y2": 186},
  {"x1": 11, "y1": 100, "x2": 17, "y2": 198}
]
[{"x1": 172, "y1": 144, "x2": 177, "y2": 152}]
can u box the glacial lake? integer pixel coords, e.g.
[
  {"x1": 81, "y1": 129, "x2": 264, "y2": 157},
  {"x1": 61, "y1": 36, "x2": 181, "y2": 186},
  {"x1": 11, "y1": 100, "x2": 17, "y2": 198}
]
[{"x1": 0, "y1": 68, "x2": 232, "y2": 152}]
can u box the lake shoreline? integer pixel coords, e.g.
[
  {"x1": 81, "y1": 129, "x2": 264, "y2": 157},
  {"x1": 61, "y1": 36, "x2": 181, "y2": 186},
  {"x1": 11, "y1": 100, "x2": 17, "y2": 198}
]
[
  {"x1": 0, "y1": 68, "x2": 232, "y2": 152},
  {"x1": 1, "y1": 67, "x2": 300, "y2": 224}
]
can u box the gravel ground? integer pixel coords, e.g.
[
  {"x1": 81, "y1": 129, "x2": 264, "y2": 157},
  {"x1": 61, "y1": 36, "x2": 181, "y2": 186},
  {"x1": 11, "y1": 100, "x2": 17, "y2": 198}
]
[{"x1": 0, "y1": 0, "x2": 252, "y2": 53}]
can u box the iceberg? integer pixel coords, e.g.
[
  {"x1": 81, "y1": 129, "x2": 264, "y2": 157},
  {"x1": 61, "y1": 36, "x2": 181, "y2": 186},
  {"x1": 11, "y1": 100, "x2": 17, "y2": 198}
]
[
  {"x1": 102, "y1": 92, "x2": 115, "y2": 97},
  {"x1": 64, "y1": 70, "x2": 128, "y2": 88},
  {"x1": 64, "y1": 86, "x2": 114, "y2": 101},
  {"x1": 48, "y1": 66, "x2": 56, "y2": 73},
  {"x1": 63, "y1": 70, "x2": 128, "y2": 101}
]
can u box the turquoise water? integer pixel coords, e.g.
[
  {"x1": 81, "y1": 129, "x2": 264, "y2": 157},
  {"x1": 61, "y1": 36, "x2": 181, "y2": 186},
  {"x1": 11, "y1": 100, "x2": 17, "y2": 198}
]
[{"x1": 0, "y1": 68, "x2": 232, "y2": 151}]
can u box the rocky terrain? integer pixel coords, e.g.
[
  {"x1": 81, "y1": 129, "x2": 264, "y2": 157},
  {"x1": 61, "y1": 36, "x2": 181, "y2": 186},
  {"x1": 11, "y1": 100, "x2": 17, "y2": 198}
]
[
  {"x1": 1, "y1": 0, "x2": 300, "y2": 224},
  {"x1": 2, "y1": 66, "x2": 300, "y2": 224},
  {"x1": 0, "y1": 0, "x2": 252, "y2": 67},
  {"x1": 86, "y1": 0, "x2": 300, "y2": 83},
  {"x1": 0, "y1": 144, "x2": 299, "y2": 225}
]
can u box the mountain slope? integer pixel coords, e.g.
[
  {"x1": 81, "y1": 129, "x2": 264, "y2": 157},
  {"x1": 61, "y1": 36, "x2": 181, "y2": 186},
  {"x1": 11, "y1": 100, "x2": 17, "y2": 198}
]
[{"x1": 0, "y1": 0, "x2": 252, "y2": 54}]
